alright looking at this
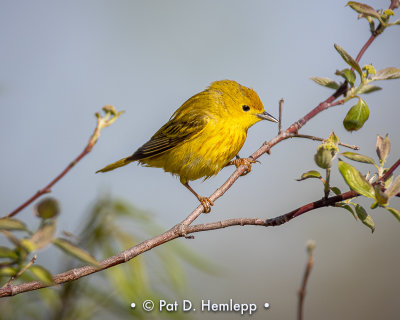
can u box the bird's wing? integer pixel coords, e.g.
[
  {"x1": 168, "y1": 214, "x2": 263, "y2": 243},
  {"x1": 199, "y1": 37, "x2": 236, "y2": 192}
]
[{"x1": 128, "y1": 116, "x2": 208, "y2": 161}]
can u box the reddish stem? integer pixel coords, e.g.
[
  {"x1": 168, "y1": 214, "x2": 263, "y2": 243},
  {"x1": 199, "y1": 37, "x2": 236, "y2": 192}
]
[
  {"x1": 355, "y1": 35, "x2": 376, "y2": 64},
  {"x1": 381, "y1": 158, "x2": 400, "y2": 181}
]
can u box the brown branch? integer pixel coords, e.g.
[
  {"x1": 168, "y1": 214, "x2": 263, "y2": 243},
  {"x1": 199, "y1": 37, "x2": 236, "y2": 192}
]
[
  {"x1": 1, "y1": 155, "x2": 400, "y2": 297},
  {"x1": 5, "y1": 106, "x2": 123, "y2": 218},
  {"x1": 1, "y1": 3, "x2": 397, "y2": 297},
  {"x1": 298, "y1": 241, "x2": 316, "y2": 320},
  {"x1": 0, "y1": 191, "x2": 349, "y2": 297},
  {"x1": 187, "y1": 190, "x2": 359, "y2": 232}
]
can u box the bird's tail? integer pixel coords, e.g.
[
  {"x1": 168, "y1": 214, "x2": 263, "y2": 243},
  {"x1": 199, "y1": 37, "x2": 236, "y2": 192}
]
[{"x1": 96, "y1": 157, "x2": 133, "y2": 173}]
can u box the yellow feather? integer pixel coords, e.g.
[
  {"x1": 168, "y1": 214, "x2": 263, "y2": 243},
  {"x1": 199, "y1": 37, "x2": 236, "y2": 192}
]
[{"x1": 96, "y1": 157, "x2": 132, "y2": 173}]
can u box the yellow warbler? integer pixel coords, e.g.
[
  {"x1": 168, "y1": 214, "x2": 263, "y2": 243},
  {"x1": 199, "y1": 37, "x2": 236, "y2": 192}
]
[{"x1": 97, "y1": 80, "x2": 277, "y2": 212}]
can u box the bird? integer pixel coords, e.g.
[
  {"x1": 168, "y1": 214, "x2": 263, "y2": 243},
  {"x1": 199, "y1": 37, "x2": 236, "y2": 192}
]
[{"x1": 97, "y1": 80, "x2": 278, "y2": 213}]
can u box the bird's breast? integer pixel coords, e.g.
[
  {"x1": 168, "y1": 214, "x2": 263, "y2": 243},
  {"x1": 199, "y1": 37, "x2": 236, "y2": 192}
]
[{"x1": 169, "y1": 121, "x2": 247, "y2": 182}]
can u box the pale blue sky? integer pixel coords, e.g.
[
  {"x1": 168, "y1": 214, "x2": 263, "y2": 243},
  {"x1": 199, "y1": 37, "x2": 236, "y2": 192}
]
[{"x1": 1, "y1": 1, "x2": 399, "y2": 319}]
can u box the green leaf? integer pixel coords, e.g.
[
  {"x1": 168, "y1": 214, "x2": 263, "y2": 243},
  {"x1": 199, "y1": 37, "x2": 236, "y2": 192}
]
[
  {"x1": 0, "y1": 218, "x2": 26, "y2": 231},
  {"x1": 355, "y1": 204, "x2": 375, "y2": 232},
  {"x1": 29, "y1": 220, "x2": 57, "y2": 250},
  {"x1": 343, "y1": 97, "x2": 369, "y2": 132},
  {"x1": 372, "y1": 67, "x2": 400, "y2": 81},
  {"x1": 20, "y1": 239, "x2": 36, "y2": 253},
  {"x1": 376, "y1": 134, "x2": 391, "y2": 164},
  {"x1": 338, "y1": 159, "x2": 375, "y2": 199},
  {"x1": 386, "y1": 207, "x2": 400, "y2": 223},
  {"x1": 330, "y1": 186, "x2": 341, "y2": 195},
  {"x1": 310, "y1": 77, "x2": 340, "y2": 89},
  {"x1": 0, "y1": 267, "x2": 17, "y2": 277},
  {"x1": 346, "y1": 2, "x2": 383, "y2": 23},
  {"x1": 52, "y1": 238, "x2": 100, "y2": 267},
  {"x1": 296, "y1": 170, "x2": 322, "y2": 181},
  {"x1": 0, "y1": 246, "x2": 18, "y2": 260},
  {"x1": 336, "y1": 68, "x2": 356, "y2": 86},
  {"x1": 334, "y1": 44, "x2": 362, "y2": 77},
  {"x1": 341, "y1": 152, "x2": 376, "y2": 165},
  {"x1": 34, "y1": 197, "x2": 60, "y2": 219},
  {"x1": 385, "y1": 175, "x2": 400, "y2": 199},
  {"x1": 28, "y1": 265, "x2": 54, "y2": 285},
  {"x1": 336, "y1": 203, "x2": 357, "y2": 220},
  {"x1": 357, "y1": 84, "x2": 381, "y2": 94}
]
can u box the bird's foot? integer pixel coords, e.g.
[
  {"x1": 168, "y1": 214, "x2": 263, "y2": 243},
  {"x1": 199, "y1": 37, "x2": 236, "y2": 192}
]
[
  {"x1": 183, "y1": 182, "x2": 214, "y2": 213},
  {"x1": 198, "y1": 196, "x2": 214, "y2": 213},
  {"x1": 229, "y1": 157, "x2": 259, "y2": 176}
]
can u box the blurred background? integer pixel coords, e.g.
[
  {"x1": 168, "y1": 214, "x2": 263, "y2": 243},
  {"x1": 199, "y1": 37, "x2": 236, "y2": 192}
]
[{"x1": 1, "y1": 0, "x2": 399, "y2": 319}]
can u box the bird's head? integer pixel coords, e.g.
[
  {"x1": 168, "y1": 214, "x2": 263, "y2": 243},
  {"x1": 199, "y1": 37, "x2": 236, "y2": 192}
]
[{"x1": 208, "y1": 80, "x2": 278, "y2": 130}]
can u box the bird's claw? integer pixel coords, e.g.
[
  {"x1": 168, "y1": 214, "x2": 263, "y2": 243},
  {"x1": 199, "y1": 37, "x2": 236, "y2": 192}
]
[
  {"x1": 230, "y1": 157, "x2": 259, "y2": 176},
  {"x1": 198, "y1": 196, "x2": 214, "y2": 213}
]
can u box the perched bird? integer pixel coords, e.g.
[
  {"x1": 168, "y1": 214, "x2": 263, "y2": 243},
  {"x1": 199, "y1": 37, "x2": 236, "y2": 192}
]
[{"x1": 97, "y1": 80, "x2": 278, "y2": 212}]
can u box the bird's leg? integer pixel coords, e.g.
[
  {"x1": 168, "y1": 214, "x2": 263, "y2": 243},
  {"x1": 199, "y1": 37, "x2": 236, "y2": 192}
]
[
  {"x1": 183, "y1": 182, "x2": 214, "y2": 213},
  {"x1": 227, "y1": 154, "x2": 260, "y2": 176}
]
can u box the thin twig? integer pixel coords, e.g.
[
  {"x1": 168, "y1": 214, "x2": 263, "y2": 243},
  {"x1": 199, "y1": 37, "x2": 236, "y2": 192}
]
[
  {"x1": 288, "y1": 133, "x2": 360, "y2": 150},
  {"x1": 2, "y1": 255, "x2": 37, "y2": 288},
  {"x1": 278, "y1": 98, "x2": 284, "y2": 134},
  {"x1": 298, "y1": 241, "x2": 315, "y2": 320},
  {"x1": 5, "y1": 106, "x2": 123, "y2": 218}
]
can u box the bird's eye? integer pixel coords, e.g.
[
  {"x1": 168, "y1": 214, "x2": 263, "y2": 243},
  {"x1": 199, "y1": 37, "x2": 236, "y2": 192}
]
[{"x1": 242, "y1": 105, "x2": 250, "y2": 112}]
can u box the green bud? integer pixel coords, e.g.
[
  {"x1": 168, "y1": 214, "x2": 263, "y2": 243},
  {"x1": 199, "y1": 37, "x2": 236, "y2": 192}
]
[
  {"x1": 34, "y1": 197, "x2": 60, "y2": 219},
  {"x1": 314, "y1": 133, "x2": 339, "y2": 169},
  {"x1": 315, "y1": 145, "x2": 336, "y2": 169}
]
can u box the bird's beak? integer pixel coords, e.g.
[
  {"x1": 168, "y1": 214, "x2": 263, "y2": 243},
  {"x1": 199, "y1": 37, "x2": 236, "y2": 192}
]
[{"x1": 257, "y1": 111, "x2": 278, "y2": 123}]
